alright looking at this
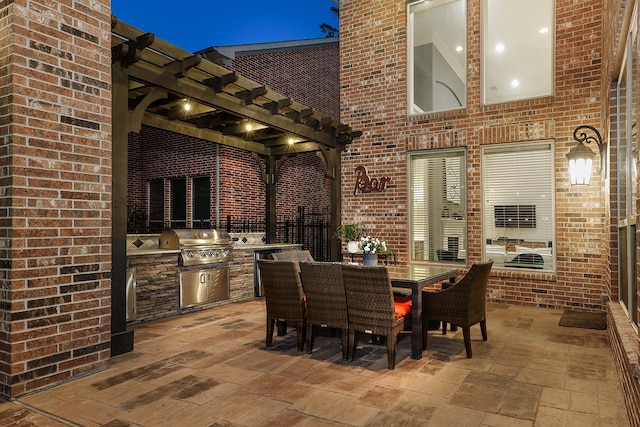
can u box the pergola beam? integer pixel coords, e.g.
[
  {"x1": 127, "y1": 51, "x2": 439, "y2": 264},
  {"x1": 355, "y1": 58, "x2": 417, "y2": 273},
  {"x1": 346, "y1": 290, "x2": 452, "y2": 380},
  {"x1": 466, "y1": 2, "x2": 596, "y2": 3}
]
[
  {"x1": 142, "y1": 112, "x2": 269, "y2": 155},
  {"x1": 125, "y1": 59, "x2": 339, "y2": 147}
]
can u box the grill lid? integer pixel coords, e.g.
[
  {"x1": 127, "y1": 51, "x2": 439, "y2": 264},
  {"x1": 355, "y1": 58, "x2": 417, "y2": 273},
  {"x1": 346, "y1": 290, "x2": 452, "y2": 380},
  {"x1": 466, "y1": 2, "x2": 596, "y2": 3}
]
[{"x1": 159, "y1": 229, "x2": 231, "y2": 249}]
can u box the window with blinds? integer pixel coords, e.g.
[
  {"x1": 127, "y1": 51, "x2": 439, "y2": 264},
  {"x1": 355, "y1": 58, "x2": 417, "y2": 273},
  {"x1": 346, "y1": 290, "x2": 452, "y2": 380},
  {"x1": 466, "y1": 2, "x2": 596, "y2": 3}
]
[
  {"x1": 482, "y1": 142, "x2": 554, "y2": 270},
  {"x1": 410, "y1": 150, "x2": 466, "y2": 264}
]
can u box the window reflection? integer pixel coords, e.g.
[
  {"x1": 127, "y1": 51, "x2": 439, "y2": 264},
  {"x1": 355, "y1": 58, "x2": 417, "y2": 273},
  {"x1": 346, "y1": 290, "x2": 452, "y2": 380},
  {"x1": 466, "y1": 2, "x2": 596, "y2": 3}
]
[
  {"x1": 408, "y1": 0, "x2": 466, "y2": 114},
  {"x1": 482, "y1": 0, "x2": 554, "y2": 104}
]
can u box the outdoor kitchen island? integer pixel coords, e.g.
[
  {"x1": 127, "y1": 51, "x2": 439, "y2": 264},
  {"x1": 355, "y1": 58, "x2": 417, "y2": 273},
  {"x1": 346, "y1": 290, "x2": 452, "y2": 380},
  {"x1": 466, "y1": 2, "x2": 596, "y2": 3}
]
[{"x1": 126, "y1": 232, "x2": 301, "y2": 323}]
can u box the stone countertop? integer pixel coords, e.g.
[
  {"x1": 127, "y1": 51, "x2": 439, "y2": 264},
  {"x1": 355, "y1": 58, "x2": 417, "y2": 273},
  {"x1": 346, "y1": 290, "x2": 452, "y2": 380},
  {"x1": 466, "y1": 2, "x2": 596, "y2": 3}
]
[
  {"x1": 232, "y1": 243, "x2": 303, "y2": 251},
  {"x1": 127, "y1": 249, "x2": 180, "y2": 256},
  {"x1": 127, "y1": 243, "x2": 302, "y2": 256}
]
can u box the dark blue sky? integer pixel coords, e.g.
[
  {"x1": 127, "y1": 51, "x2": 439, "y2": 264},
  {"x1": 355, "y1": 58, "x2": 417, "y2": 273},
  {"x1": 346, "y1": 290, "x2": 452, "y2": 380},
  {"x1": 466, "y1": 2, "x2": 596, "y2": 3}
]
[{"x1": 111, "y1": 0, "x2": 339, "y2": 52}]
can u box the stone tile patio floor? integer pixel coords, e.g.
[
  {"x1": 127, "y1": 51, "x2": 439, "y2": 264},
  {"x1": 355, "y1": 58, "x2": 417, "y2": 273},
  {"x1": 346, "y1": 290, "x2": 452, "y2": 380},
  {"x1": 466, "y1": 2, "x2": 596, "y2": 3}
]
[{"x1": 0, "y1": 300, "x2": 631, "y2": 426}]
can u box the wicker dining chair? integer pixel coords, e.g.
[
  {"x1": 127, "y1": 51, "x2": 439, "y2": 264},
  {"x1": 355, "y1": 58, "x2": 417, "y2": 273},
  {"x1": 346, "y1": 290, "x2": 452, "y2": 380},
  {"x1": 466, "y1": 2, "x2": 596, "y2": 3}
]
[
  {"x1": 270, "y1": 249, "x2": 314, "y2": 263},
  {"x1": 422, "y1": 260, "x2": 493, "y2": 358},
  {"x1": 341, "y1": 264, "x2": 411, "y2": 370},
  {"x1": 298, "y1": 261, "x2": 349, "y2": 359},
  {"x1": 257, "y1": 259, "x2": 306, "y2": 352}
]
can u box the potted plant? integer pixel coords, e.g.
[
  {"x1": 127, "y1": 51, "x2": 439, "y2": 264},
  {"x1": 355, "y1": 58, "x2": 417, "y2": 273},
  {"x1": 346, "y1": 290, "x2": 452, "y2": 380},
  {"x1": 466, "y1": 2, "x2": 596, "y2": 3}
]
[
  {"x1": 359, "y1": 235, "x2": 391, "y2": 265},
  {"x1": 336, "y1": 222, "x2": 367, "y2": 253}
]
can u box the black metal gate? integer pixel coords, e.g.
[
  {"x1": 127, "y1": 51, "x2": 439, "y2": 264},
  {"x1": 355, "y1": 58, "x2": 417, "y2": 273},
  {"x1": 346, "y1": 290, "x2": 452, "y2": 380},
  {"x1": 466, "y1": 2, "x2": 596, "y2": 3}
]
[{"x1": 225, "y1": 207, "x2": 332, "y2": 261}]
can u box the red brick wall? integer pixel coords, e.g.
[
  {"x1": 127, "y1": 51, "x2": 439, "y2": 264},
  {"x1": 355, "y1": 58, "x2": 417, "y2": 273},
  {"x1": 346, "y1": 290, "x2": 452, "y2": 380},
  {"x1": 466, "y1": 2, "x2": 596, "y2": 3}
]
[
  {"x1": 230, "y1": 42, "x2": 340, "y2": 119},
  {"x1": 341, "y1": 0, "x2": 640, "y2": 420},
  {"x1": 0, "y1": 0, "x2": 113, "y2": 399},
  {"x1": 339, "y1": 0, "x2": 608, "y2": 310},
  {"x1": 217, "y1": 145, "x2": 264, "y2": 220},
  {"x1": 127, "y1": 126, "x2": 330, "y2": 227},
  {"x1": 609, "y1": 303, "x2": 640, "y2": 427},
  {"x1": 277, "y1": 153, "x2": 331, "y2": 218}
]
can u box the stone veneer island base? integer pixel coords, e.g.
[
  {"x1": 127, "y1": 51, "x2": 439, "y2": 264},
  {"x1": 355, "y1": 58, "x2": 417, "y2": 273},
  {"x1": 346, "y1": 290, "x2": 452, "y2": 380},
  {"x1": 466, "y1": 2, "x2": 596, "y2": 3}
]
[{"x1": 126, "y1": 234, "x2": 301, "y2": 323}]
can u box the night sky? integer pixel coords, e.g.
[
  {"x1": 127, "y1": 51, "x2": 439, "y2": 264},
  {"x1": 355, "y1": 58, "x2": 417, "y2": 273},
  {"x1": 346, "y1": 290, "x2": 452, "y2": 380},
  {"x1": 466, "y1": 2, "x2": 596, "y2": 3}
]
[{"x1": 111, "y1": 0, "x2": 339, "y2": 52}]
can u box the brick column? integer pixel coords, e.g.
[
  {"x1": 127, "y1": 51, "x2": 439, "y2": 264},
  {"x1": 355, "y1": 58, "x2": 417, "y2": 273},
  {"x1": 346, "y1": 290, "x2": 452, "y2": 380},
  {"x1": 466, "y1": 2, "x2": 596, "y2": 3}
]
[{"x1": 0, "y1": 0, "x2": 112, "y2": 399}]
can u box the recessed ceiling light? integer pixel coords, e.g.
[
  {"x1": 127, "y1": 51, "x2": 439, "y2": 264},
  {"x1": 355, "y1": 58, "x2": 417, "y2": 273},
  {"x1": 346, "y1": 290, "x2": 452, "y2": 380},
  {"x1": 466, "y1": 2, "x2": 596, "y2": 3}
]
[
  {"x1": 511, "y1": 79, "x2": 520, "y2": 88},
  {"x1": 456, "y1": 46, "x2": 463, "y2": 52},
  {"x1": 184, "y1": 101, "x2": 191, "y2": 111},
  {"x1": 539, "y1": 27, "x2": 550, "y2": 34},
  {"x1": 495, "y1": 43, "x2": 505, "y2": 53}
]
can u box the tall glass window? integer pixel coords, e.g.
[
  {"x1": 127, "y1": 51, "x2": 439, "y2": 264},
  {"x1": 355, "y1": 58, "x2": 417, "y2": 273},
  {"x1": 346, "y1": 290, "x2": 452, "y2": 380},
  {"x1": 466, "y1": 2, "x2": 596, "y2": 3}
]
[
  {"x1": 408, "y1": 0, "x2": 466, "y2": 115},
  {"x1": 170, "y1": 178, "x2": 186, "y2": 229},
  {"x1": 410, "y1": 150, "x2": 467, "y2": 264},
  {"x1": 617, "y1": 11, "x2": 637, "y2": 326},
  {"x1": 482, "y1": 143, "x2": 554, "y2": 271},
  {"x1": 482, "y1": 0, "x2": 554, "y2": 104},
  {"x1": 192, "y1": 176, "x2": 211, "y2": 229},
  {"x1": 148, "y1": 179, "x2": 164, "y2": 232}
]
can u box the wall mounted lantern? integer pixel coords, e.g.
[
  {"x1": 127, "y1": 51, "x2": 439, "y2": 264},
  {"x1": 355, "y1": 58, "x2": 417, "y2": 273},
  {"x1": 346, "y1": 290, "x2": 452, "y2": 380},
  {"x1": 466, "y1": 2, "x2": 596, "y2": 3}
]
[{"x1": 566, "y1": 125, "x2": 605, "y2": 186}]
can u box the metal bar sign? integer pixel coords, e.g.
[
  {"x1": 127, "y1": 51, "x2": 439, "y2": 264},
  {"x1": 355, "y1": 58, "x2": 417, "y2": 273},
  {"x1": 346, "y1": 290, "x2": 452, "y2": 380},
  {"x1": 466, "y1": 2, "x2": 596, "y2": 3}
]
[{"x1": 353, "y1": 165, "x2": 391, "y2": 195}]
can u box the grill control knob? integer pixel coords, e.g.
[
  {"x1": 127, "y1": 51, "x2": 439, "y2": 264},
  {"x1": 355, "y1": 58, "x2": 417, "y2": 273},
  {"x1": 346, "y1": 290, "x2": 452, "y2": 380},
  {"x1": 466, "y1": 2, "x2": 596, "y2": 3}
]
[{"x1": 186, "y1": 252, "x2": 194, "y2": 258}]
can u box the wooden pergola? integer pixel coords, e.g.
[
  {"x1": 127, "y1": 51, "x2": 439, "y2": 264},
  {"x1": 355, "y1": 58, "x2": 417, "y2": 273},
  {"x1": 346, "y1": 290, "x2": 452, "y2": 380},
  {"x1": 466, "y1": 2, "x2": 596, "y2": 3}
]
[{"x1": 110, "y1": 16, "x2": 360, "y2": 354}]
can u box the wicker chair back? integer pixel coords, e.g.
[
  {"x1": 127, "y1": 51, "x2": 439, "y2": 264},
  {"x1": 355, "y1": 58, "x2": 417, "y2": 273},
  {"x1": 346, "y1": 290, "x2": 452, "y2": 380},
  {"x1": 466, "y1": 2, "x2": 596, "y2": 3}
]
[
  {"x1": 341, "y1": 264, "x2": 409, "y2": 369},
  {"x1": 423, "y1": 260, "x2": 493, "y2": 358},
  {"x1": 299, "y1": 261, "x2": 348, "y2": 359},
  {"x1": 258, "y1": 259, "x2": 306, "y2": 351},
  {"x1": 271, "y1": 250, "x2": 314, "y2": 263}
]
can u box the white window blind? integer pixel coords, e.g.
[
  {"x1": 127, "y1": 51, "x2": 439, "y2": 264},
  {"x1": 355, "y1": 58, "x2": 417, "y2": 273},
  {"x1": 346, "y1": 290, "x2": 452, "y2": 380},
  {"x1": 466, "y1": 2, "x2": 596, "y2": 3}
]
[
  {"x1": 410, "y1": 150, "x2": 466, "y2": 264},
  {"x1": 482, "y1": 143, "x2": 554, "y2": 270}
]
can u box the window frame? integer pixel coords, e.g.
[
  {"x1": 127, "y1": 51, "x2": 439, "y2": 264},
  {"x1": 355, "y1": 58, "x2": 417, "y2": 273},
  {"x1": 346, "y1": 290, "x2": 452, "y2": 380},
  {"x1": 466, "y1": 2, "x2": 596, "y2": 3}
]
[
  {"x1": 480, "y1": 0, "x2": 555, "y2": 105},
  {"x1": 170, "y1": 177, "x2": 187, "y2": 229},
  {"x1": 408, "y1": 148, "x2": 468, "y2": 265},
  {"x1": 616, "y1": 8, "x2": 638, "y2": 326},
  {"x1": 192, "y1": 176, "x2": 211, "y2": 229},
  {"x1": 407, "y1": 0, "x2": 467, "y2": 116},
  {"x1": 481, "y1": 141, "x2": 555, "y2": 271},
  {"x1": 147, "y1": 178, "x2": 165, "y2": 232}
]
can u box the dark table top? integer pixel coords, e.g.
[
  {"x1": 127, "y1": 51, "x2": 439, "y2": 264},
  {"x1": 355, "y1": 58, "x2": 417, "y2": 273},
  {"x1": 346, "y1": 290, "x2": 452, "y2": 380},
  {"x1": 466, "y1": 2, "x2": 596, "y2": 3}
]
[{"x1": 387, "y1": 265, "x2": 458, "y2": 285}]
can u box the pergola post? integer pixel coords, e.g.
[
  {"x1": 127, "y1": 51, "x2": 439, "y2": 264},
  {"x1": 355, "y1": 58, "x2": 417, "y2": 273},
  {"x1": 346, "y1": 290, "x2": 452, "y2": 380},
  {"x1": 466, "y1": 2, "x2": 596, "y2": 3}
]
[
  {"x1": 111, "y1": 61, "x2": 135, "y2": 356},
  {"x1": 329, "y1": 146, "x2": 344, "y2": 261},
  {"x1": 265, "y1": 155, "x2": 278, "y2": 243}
]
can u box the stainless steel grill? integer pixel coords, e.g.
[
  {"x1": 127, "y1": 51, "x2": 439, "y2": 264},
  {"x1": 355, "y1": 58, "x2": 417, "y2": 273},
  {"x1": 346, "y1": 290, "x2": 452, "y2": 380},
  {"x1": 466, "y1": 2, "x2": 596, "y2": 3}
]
[
  {"x1": 159, "y1": 229, "x2": 233, "y2": 308},
  {"x1": 159, "y1": 228, "x2": 233, "y2": 266}
]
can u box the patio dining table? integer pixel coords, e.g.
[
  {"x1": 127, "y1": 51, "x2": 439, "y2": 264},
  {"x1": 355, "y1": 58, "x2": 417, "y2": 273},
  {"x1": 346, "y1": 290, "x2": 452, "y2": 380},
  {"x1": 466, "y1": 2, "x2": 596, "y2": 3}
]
[{"x1": 387, "y1": 265, "x2": 458, "y2": 359}]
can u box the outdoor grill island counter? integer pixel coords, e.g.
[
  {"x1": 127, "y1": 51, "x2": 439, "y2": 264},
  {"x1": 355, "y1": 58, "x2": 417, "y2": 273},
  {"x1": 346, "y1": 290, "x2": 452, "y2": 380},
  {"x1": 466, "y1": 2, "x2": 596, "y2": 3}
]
[{"x1": 126, "y1": 232, "x2": 301, "y2": 323}]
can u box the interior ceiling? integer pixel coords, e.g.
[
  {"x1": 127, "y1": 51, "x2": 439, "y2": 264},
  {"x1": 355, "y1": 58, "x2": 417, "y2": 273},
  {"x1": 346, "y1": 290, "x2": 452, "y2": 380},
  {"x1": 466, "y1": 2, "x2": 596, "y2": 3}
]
[{"x1": 111, "y1": 16, "x2": 360, "y2": 158}]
